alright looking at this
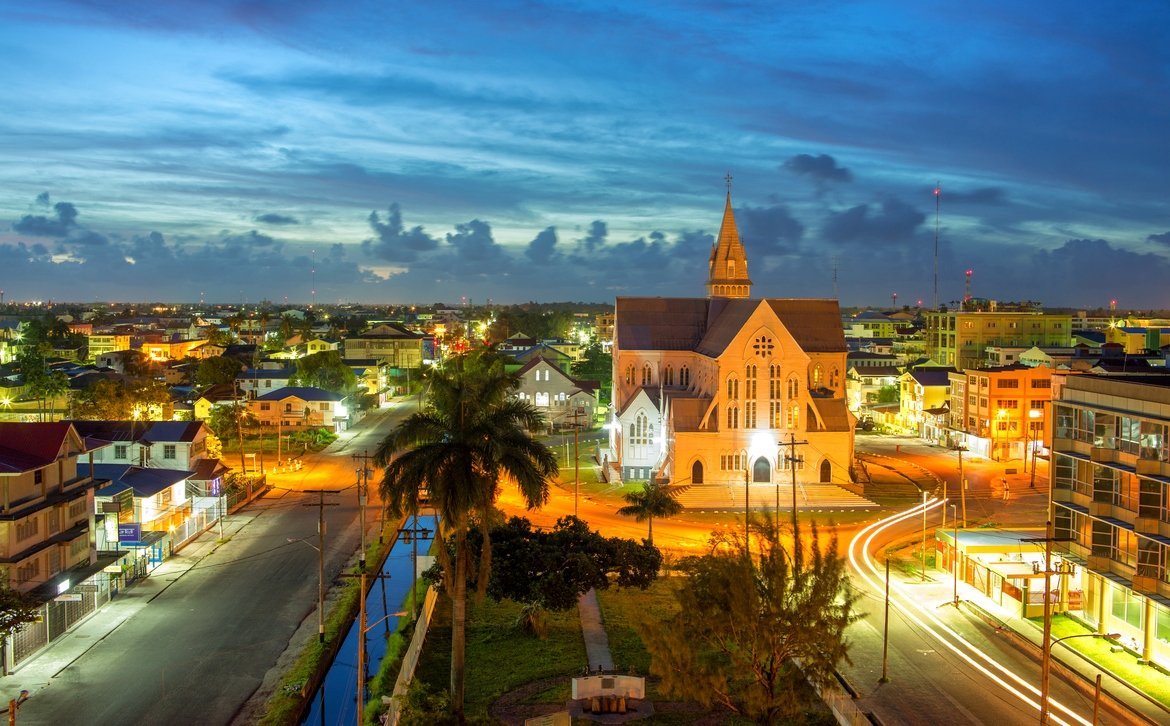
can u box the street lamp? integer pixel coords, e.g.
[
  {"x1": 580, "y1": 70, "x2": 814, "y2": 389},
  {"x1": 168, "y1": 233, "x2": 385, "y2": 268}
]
[
  {"x1": 1039, "y1": 632, "x2": 1121, "y2": 725},
  {"x1": 1024, "y1": 408, "x2": 1042, "y2": 474},
  {"x1": 995, "y1": 408, "x2": 1007, "y2": 462}
]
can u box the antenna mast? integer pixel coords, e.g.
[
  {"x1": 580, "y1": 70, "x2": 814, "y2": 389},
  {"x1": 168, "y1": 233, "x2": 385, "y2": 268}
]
[
  {"x1": 832, "y1": 256, "x2": 839, "y2": 299},
  {"x1": 933, "y1": 181, "x2": 941, "y2": 310}
]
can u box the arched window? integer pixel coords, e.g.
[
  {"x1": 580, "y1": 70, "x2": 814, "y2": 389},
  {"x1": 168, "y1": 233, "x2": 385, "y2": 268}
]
[
  {"x1": 727, "y1": 405, "x2": 739, "y2": 429},
  {"x1": 745, "y1": 364, "x2": 757, "y2": 399},
  {"x1": 787, "y1": 403, "x2": 800, "y2": 429},
  {"x1": 664, "y1": 365, "x2": 675, "y2": 386},
  {"x1": 726, "y1": 375, "x2": 739, "y2": 400},
  {"x1": 829, "y1": 366, "x2": 840, "y2": 389},
  {"x1": 727, "y1": 260, "x2": 736, "y2": 277},
  {"x1": 680, "y1": 366, "x2": 690, "y2": 387},
  {"x1": 812, "y1": 364, "x2": 823, "y2": 388},
  {"x1": 624, "y1": 364, "x2": 634, "y2": 385},
  {"x1": 787, "y1": 375, "x2": 799, "y2": 399},
  {"x1": 641, "y1": 363, "x2": 653, "y2": 385},
  {"x1": 691, "y1": 460, "x2": 704, "y2": 484}
]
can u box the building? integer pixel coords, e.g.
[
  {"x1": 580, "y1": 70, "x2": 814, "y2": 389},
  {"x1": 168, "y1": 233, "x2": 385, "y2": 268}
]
[
  {"x1": 946, "y1": 364, "x2": 1053, "y2": 460},
  {"x1": 924, "y1": 309, "x2": 1073, "y2": 370},
  {"x1": 237, "y1": 367, "x2": 297, "y2": 399},
  {"x1": 608, "y1": 191, "x2": 854, "y2": 488},
  {"x1": 513, "y1": 356, "x2": 600, "y2": 428},
  {"x1": 87, "y1": 333, "x2": 132, "y2": 361},
  {"x1": 897, "y1": 368, "x2": 953, "y2": 439},
  {"x1": 343, "y1": 323, "x2": 428, "y2": 369},
  {"x1": 1050, "y1": 374, "x2": 1170, "y2": 669},
  {"x1": 248, "y1": 387, "x2": 348, "y2": 431}
]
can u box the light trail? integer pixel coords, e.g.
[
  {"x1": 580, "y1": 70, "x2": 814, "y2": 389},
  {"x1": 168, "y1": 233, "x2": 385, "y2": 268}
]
[{"x1": 848, "y1": 499, "x2": 1091, "y2": 726}]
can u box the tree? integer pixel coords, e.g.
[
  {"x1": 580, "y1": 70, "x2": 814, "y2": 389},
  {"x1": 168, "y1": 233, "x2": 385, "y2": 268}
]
[
  {"x1": 72, "y1": 377, "x2": 172, "y2": 421},
  {"x1": 571, "y1": 342, "x2": 612, "y2": 406},
  {"x1": 0, "y1": 579, "x2": 39, "y2": 673},
  {"x1": 434, "y1": 516, "x2": 661, "y2": 635},
  {"x1": 194, "y1": 356, "x2": 243, "y2": 388},
  {"x1": 207, "y1": 402, "x2": 255, "y2": 471},
  {"x1": 877, "y1": 384, "x2": 899, "y2": 404},
  {"x1": 291, "y1": 351, "x2": 356, "y2": 395},
  {"x1": 18, "y1": 349, "x2": 69, "y2": 421},
  {"x1": 639, "y1": 518, "x2": 860, "y2": 724},
  {"x1": 617, "y1": 481, "x2": 684, "y2": 545},
  {"x1": 373, "y1": 349, "x2": 558, "y2": 719}
]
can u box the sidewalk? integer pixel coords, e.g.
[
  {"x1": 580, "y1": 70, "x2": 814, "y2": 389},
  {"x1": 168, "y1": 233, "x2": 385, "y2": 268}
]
[{"x1": 1, "y1": 510, "x2": 258, "y2": 703}]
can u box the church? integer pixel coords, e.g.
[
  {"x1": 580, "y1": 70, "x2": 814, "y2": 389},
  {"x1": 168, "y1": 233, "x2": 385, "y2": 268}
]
[{"x1": 608, "y1": 190, "x2": 856, "y2": 490}]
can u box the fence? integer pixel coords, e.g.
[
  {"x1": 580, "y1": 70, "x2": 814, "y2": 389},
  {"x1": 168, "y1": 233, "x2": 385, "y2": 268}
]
[
  {"x1": 382, "y1": 586, "x2": 440, "y2": 725},
  {"x1": 793, "y1": 657, "x2": 872, "y2": 726},
  {"x1": 8, "y1": 568, "x2": 118, "y2": 670}
]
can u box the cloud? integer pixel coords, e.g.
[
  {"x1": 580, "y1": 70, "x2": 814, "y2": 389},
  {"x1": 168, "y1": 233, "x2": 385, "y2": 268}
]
[
  {"x1": 581, "y1": 221, "x2": 606, "y2": 252},
  {"x1": 13, "y1": 201, "x2": 80, "y2": 237},
  {"x1": 221, "y1": 230, "x2": 280, "y2": 248},
  {"x1": 255, "y1": 213, "x2": 299, "y2": 225},
  {"x1": 781, "y1": 154, "x2": 853, "y2": 185},
  {"x1": 821, "y1": 198, "x2": 926, "y2": 247},
  {"x1": 736, "y1": 205, "x2": 804, "y2": 255},
  {"x1": 525, "y1": 226, "x2": 558, "y2": 264},
  {"x1": 361, "y1": 203, "x2": 439, "y2": 262},
  {"x1": 445, "y1": 219, "x2": 503, "y2": 263},
  {"x1": 1147, "y1": 231, "x2": 1170, "y2": 246}
]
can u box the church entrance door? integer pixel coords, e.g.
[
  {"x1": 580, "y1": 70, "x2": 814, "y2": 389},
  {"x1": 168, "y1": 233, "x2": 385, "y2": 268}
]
[{"x1": 752, "y1": 457, "x2": 771, "y2": 483}]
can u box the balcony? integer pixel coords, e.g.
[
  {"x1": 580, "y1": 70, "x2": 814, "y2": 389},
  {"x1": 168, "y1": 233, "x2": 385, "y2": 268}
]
[
  {"x1": 1090, "y1": 446, "x2": 1119, "y2": 465},
  {"x1": 1132, "y1": 573, "x2": 1163, "y2": 596},
  {"x1": 1087, "y1": 554, "x2": 1113, "y2": 571},
  {"x1": 1136, "y1": 457, "x2": 1167, "y2": 477}
]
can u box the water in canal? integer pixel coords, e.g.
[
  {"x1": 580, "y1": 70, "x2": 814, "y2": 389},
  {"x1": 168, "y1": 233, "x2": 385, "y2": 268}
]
[{"x1": 302, "y1": 514, "x2": 437, "y2": 726}]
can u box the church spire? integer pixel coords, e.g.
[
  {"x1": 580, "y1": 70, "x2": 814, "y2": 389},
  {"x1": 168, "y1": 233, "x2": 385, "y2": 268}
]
[{"x1": 706, "y1": 176, "x2": 752, "y2": 299}]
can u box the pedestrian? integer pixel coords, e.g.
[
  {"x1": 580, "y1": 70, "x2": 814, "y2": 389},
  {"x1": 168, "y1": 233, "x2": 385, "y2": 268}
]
[{"x1": 1002, "y1": 477, "x2": 1009, "y2": 501}]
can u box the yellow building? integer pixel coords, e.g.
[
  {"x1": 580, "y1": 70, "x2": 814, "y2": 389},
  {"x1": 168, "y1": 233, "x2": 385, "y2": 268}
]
[
  {"x1": 925, "y1": 309, "x2": 1072, "y2": 370},
  {"x1": 87, "y1": 333, "x2": 132, "y2": 361}
]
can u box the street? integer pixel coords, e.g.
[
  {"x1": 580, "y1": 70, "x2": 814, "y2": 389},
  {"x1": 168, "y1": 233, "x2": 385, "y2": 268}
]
[{"x1": 14, "y1": 403, "x2": 411, "y2": 726}]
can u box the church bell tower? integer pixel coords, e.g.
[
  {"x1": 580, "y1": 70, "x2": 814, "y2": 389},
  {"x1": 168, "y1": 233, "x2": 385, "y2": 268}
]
[{"x1": 706, "y1": 176, "x2": 752, "y2": 299}]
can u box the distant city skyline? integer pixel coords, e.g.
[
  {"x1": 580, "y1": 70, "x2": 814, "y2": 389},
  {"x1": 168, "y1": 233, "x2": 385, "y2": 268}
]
[{"x1": 1, "y1": 2, "x2": 1168, "y2": 307}]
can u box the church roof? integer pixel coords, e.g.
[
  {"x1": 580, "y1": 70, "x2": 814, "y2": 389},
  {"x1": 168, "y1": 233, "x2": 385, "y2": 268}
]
[
  {"x1": 669, "y1": 395, "x2": 712, "y2": 433},
  {"x1": 616, "y1": 297, "x2": 846, "y2": 354},
  {"x1": 809, "y1": 397, "x2": 853, "y2": 432}
]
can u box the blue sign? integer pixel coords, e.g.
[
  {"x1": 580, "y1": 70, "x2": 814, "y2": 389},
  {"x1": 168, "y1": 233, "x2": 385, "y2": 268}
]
[{"x1": 118, "y1": 523, "x2": 141, "y2": 543}]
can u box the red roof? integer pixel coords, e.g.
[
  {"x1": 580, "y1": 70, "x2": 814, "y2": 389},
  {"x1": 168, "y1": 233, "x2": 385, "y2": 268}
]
[{"x1": 0, "y1": 422, "x2": 74, "y2": 474}]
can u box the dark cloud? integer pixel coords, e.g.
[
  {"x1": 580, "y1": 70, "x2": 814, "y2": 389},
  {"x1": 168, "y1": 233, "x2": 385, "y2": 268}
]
[
  {"x1": 221, "y1": 230, "x2": 280, "y2": 248},
  {"x1": 13, "y1": 201, "x2": 79, "y2": 237},
  {"x1": 582, "y1": 220, "x2": 607, "y2": 252},
  {"x1": 66, "y1": 230, "x2": 109, "y2": 247},
  {"x1": 255, "y1": 213, "x2": 300, "y2": 225},
  {"x1": 782, "y1": 154, "x2": 853, "y2": 184},
  {"x1": 361, "y1": 203, "x2": 439, "y2": 262},
  {"x1": 736, "y1": 205, "x2": 804, "y2": 254},
  {"x1": 35, "y1": 192, "x2": 51, "y2": 206},
  {"x1": 822, "y1": 198, "x2": 925, "y2": 247},
  {"x1": 525, "y1": 226, "x2": 557, "y2": 264},
  {"x1": 445, "y1": 219, "x2": 502, "y2": 263},
  {"x1": 1147, "y1": 231, "x2": 1170, "y2": 246}
]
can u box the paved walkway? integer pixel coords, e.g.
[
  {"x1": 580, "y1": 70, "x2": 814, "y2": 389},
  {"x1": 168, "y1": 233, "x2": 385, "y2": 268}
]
[{"x1": 578, "y1": 588, "x2": 614, "y2": 672}]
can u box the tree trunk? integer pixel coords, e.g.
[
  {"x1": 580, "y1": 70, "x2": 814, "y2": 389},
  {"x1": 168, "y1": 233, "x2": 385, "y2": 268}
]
[
  {"x1": 450, "y1": 531, "x2": 468, "y2": 720},
  {"x1": 648, "y1": 515, "x2": 654, "y2": 546}
]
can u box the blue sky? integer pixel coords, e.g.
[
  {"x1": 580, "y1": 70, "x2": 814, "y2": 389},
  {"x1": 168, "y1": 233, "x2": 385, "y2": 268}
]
[{"x1": 1, "y1": 1, "x2": 1167, "y2": 308}]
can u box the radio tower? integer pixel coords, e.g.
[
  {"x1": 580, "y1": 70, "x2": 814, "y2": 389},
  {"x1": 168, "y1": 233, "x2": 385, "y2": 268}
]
[
  {"x1": 964, "y1": 269, "x2": 973, "y2": 308},
  {"x1": 310, "y1": 249, "x2": 317, "y2": 309},
  {"x1": 832, "y1": 256, "x2": 839, "y2": 299},
  {"x1": 933, "y1": 181, "x2": 941, "y2": 310}
]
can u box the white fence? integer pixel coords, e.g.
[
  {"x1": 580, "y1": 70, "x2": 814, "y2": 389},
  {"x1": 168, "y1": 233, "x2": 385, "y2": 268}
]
[{"x1": 381, "y1": 585, "x2": 439, "y2": 725}]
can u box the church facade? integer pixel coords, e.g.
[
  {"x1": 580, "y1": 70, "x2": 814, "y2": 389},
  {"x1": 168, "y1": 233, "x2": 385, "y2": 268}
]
[{"x1": 608, "y1": 192, "x2": 856, "y2": 488}]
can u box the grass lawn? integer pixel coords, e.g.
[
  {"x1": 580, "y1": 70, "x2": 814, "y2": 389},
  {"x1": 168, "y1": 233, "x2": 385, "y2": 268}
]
[
  {"x1": 411, "y1": 595, "x2": 586, "y2": 720},
  {"x1": 595, "y1": 581, "x2": 679, "y2": 678},
  {"x1": 1037, "y1": 614, "x2": 1170, "y2": 709}
]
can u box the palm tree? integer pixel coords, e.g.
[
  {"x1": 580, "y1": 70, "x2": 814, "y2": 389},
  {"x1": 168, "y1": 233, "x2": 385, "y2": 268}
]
[
  {"x1": 617, "y1": 481, "x2": 684, "y2": 545},
  {"x1": 373, "y1": 350, "x2": 557, "y2": 719}
]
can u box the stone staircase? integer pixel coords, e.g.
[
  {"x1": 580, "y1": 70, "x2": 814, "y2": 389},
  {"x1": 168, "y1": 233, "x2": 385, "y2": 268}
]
[{"x1": 673, "y1": 483, "x2": 877, "y2": 512}]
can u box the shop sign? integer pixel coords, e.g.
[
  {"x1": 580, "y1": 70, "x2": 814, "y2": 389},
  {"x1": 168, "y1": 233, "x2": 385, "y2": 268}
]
[{"x1": 118, "y1": 523, "x2": 142, "y2": 542}]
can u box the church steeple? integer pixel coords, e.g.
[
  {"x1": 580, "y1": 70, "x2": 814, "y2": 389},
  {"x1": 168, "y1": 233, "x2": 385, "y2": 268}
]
[{"x1": 706, "y1": 176, "x2": 752, "y2": 299}]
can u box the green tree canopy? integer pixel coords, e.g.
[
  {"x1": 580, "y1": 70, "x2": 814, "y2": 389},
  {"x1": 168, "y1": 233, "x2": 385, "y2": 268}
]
[
  {"x1": 194, "y1": 356, "x2": 244, "y2": 388},
  {"x1": 72, "y1": 378, "x2": 172, "y2": 420},
  {"x1": 291, "y1": 351, "x2": 356, "y2": 395},
  {"x1": 438, "y1": 515, "x2": 661, "y2": 613},
  {"x1": 373, "y1": 349, "x2": 558, "y2": 719},
  {"x1": 639, "y1": 518, "x2": 860, "y2": 724}
]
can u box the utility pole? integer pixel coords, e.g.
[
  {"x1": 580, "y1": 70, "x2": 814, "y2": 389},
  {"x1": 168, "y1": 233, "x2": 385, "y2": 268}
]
[
  {"x1": 233, "y1": 381, "x2": 247, "y2": 474},
  {"x1": 880, "y1": 557, "x2": 890, "y2": 683},
  {"x1": 570, "y1": 406, "x2": 584, "y2": 519},
  {"x1": 779, "y1": 433, "x2": 808, "y2": 541},
  {"x1": 352, "y1": 451, "x2": 376, "y2": 572},
  {"x1": 951, "y1": 503, "x2": 960, "y2": 606},
  {"x1": 398, "y1": 517, "x2": 432, "y2": 619},
  {"x1": 956, "y1": 445, "x2": 968, "y2": 526},
  {"x1": 921, "y1": 490, "x2": 928, "y2": 582},
  {"x1": 303, "y1": 489, "x2": 340, "y2": 643},
  {"x1": 1022, "y1": 523, "x2": 1075, "y2": 724}
]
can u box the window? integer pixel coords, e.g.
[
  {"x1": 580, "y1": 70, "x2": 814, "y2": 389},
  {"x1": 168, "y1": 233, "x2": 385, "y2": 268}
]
[
  {"x1": 745, "y1": 365, "x2": 757, "y2": 398},
  {"x1": 727, "y1": 260, "x2": 735, "y2": 277},
  {"x1": 624, "y1": 364, "x2": 635, "y2": 385},
  {"x1": 786, "y1": 403, "x2": 800, "y2": 429},
  {"x1": 745, "y1": 401, "x2": 757, "y2": 428},
  {"x1": 679, "y1": 366, "x2": 690, "y2": 387},
  {"x1": 720, "y1": 452, "x2": 746, "y2": 471},
  {"x1": 753, "y1": 336, "x2": 774, "y2": 356},
  {"x1": 769, "y1": 364, "x2": 781, "y2": 398},
  {"x1": 727, "y1": 406, "x2": 739, "y2": 429},
  {"x1": 641, "y1": 364, "x2": 652, "y2": 385},
  {"x1": 770, "y1": 401, "x2": 783, "y2": 428},
  {"x1": 16, "y1": 517, "x2": 39, "y2": 541},
  {"x1": 787, "y1": 375, "x2": 799, "y2": 399},
  {"x1": 1030, "y1": 379, "x2": 1051, "y2": 389},
  {"x1": 829, "y1": 367, "x2": 839, "y2": 388},
  {"x1": 260, "y1": 402, "x2": 271, "y2": 411},
  {"x1": 995, "y1": 379, "x2": 1019, "y2": 388},
  {"x1": 114, "y1": 445, "x2": 128, "y2": 459},
  {"x1": 664, "y1": 365, "x2": 674, "y2": 386},
  {"x1": 726, "y1": 376, "x2": 739, "y2": 400},
  {"x1": 163, "y1": 445, "x2": 177, "y2": 460},
  {"x1": 1001, "y1": 399, "x2": 1019, "y2": 409},
  {"x1": 812, "y1": 365, "x2": 823, "y2": 388},
  {"x1": 34, "y1": 470, "x2": 43, "y2": 485}
]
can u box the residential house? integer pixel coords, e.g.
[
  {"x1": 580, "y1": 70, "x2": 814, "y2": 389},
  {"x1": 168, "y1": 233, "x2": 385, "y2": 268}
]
[
  {"x1": 192, "y1": 383, "x2": 241, "y2": 421},
  {"x1": 513, "y1": 356, "x2": 600, "y2": 429},
  {"x1": 897, "y1": 368, "x2": 953, "y2": 439},
  {"x1": 248, "y1": 387, "x2": 348, "y2": 431},
  {"x1": 237, "y1": 367, "x2": 297, "y2": 399},
  {"x1": 343, "y1": 323, "x2": 427, "y2": 369},
  {"x1": 69, "y1": 420, "x2": 228, "y2": 497},
  {"x1": 140, "y1": 338, "x2": 204, "y2": 362}
]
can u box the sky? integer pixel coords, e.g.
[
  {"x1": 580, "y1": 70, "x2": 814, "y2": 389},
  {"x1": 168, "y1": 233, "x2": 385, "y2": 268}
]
[{"x1": 0, "y1": 1, "x2": 1168, "y2": 308}]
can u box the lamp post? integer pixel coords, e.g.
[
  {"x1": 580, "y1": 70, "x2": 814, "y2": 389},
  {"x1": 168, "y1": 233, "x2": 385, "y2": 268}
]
[
  {"x1": 951, "y1": 503, "x2": 960, "y2": 606},
  {"x1": 920, "y1": 489, "x2": 928, "y2": 582},
  {"x1": 1039, "y1": 632, "x2": 1120, "y2": 724},
  {"x1": 995, "y1": 408, "x2": 1007, "y2": 462},
  {"x1": 1025, "y1": 408, "x2": 1042, "y2": 474},
  {"x1": 955, "y1": 444, "x2": 968, "y2": 526}
]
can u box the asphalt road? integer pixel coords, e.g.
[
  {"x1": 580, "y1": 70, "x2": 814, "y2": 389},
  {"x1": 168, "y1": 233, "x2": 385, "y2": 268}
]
[{"x1": 17, "y1": 404, "x2": 410, "y2": 726}]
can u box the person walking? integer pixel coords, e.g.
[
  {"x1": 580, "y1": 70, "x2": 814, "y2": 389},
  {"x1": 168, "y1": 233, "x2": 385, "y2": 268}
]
[{"x1": 1001, "y1": 477, "x2": 1009, "y2": 501}]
